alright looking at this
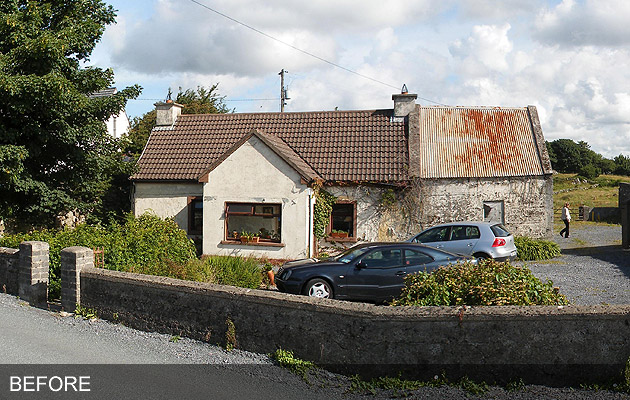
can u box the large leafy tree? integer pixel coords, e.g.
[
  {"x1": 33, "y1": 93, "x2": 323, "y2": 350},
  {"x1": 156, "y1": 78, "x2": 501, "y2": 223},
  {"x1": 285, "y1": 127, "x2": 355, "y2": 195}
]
[
  {"x1": 0, "y1": 1, "x2": 141, "y2": 226},
  {"x1": 123, "y1": 85, "x2": 230, "y2": 155}
]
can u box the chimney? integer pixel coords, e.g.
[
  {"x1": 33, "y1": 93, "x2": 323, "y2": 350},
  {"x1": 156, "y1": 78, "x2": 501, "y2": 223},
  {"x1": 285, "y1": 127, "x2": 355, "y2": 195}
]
[
  {"x1": 155, "y1": 101, "x2": 183, "y2": 127},
  {"x1": 392, "y1": 84, "x2": 417, "y2": 118}
]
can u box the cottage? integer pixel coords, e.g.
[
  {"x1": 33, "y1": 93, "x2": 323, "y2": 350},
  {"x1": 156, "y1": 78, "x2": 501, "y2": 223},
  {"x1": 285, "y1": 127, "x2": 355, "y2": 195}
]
[{"x1": 131, "y1": 92, "x2": 553, "y2": 259}]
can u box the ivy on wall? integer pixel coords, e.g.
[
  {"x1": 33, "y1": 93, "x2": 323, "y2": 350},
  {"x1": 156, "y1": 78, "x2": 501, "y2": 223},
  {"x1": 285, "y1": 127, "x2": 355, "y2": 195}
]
[{"x1": 313, "y1": 187, "x2": 337, "y2": 238}]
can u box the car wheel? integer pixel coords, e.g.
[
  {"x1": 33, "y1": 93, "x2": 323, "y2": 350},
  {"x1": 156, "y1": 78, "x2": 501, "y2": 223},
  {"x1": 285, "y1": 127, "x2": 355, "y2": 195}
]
[{"x1": 304, "y1": 278, "x2": 333, "y2": 299}]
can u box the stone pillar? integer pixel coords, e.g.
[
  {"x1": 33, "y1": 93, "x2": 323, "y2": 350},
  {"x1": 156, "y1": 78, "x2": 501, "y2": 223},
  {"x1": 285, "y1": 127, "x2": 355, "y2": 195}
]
[
  {"x1": 18, "y1": 241, "x2": 49, "y2": 307},
  {"x1": 61, "y1": 246, "x2": 93, "y2": 312},
  {"x1": 620, "y1": 183, "x2": 630, "y2": 249}
]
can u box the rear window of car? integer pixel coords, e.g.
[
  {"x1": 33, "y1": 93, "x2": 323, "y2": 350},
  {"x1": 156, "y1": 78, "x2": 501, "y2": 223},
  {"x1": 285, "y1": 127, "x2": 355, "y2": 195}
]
[{"x1": 490, "y1": 224, "x2": 511, "y2": 237}]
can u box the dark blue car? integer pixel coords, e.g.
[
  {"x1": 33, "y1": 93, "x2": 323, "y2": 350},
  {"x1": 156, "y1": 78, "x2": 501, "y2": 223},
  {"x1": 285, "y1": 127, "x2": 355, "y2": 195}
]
[{"x1": 275, "y1": 242, "x2": 474, "y2": 303}]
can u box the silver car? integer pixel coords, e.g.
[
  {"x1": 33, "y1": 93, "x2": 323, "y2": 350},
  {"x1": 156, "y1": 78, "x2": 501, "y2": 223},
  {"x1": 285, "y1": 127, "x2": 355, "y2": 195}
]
[{"x1": 407, "y1": 222, "x2": 518, "y2": 261}]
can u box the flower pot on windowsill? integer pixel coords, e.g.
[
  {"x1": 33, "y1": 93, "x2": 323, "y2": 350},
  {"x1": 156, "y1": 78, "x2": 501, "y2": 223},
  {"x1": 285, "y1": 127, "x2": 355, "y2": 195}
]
[
  {"x1": 250, "y1": 236, "x2": 260, "y2": 243},
  {"x1": 330, "y1": 232, "x2": 349, "y2": 238}
]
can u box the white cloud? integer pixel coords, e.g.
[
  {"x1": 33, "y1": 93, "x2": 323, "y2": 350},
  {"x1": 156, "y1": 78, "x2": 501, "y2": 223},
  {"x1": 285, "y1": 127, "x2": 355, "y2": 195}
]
[
  {"x1": 449, "y1": 24, "x2": 513, "y2": 73},
  {"x1": 95, "y1": 0, "x2": 630, "y2": 158},
  {"x1": 535, "y1": 0, "x2": 630, "y2": 47}
]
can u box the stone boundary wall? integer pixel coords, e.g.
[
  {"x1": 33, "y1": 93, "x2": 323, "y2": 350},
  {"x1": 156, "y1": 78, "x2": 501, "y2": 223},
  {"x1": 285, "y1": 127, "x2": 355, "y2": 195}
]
[
  {"x1": 80, "y1": 266, "x2": 630, "y2": 386},
  {"x1": 0, "y1": 247, "x2": 19, "y2": 295},
  {"x1": 0, "y1": 242, "x2": 48, "y2": 306}
]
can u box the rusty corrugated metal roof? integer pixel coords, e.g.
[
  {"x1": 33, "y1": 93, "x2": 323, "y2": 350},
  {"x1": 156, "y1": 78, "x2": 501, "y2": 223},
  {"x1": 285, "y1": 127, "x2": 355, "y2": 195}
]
[{"x1": 418, "y1": 106, "x2": 547, "y2": 178}]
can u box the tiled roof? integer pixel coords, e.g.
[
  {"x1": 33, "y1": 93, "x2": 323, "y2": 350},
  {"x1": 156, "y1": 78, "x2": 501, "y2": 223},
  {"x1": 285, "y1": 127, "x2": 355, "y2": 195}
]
[
  {"x1": 417, "y1": 106, "x2": 551, "y2": 178},
  {"x1": 132, "y1": 110, "x2": 409, "y2": 183},
  {"x1": 199, "y1": 130, "x2": 323, "y2": 183}
]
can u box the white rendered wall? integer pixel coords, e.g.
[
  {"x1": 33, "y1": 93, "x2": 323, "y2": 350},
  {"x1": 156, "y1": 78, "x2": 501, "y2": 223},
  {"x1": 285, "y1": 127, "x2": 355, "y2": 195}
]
[
  {"x1": 133, "y1": 182, "x2": 203, "y2": 232},
  {"x1": 202, "y1": 136, "x2": 312, "y2": 259}
]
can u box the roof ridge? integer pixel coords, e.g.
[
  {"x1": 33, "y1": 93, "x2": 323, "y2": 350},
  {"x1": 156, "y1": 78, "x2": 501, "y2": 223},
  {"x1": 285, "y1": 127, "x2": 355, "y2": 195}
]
[{"x1": 179, "y1": 109, "x2": 394, "y2": 118}]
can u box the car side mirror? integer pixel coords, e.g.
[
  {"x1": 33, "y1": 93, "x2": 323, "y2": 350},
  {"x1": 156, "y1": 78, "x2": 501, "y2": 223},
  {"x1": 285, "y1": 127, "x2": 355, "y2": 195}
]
[{"x1": 355, "y1": 261, "x2": 366, "y2": 269}]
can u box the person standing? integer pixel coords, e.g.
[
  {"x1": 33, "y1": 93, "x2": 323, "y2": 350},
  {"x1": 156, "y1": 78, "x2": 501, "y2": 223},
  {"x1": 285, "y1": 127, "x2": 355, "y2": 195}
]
[{"x1": 560, "y1": 202, "x2": 571, "y2": 238}]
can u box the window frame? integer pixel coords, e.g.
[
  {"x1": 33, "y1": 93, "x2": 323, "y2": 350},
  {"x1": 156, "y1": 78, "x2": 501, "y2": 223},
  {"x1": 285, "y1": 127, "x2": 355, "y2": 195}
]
[
  {"x1": 223, "y1": 202, "x2": 283, "y2": 244},
  {"x1": 327, "y1": 200, "x2": 357, "y2": 242}
]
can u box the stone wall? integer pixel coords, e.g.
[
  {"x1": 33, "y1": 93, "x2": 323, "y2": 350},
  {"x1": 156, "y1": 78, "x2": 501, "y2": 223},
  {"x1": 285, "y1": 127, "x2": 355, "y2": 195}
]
[
  {"x1": 79, "y1": 267, "x2": 630, "y2": 386},
  {"x1": 0, "y1": 247, "x2": 19, "y2": 294},
  {"x1": 0, "y1": 242, "x2": 48, "y2": 306},
  {"x1": 621, "y1": 183, "x2": 630, "y2": 249},
  {"x1": 416, "y1": 176, "x2": 553, "y2": 238}
]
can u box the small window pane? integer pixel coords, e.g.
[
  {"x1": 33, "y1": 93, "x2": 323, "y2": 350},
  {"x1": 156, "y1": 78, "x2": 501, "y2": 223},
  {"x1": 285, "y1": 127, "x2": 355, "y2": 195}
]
[
  {"x1": 360, "y1": 249, "x2": 402, "y2": 268},
  {"x1": 228, "y1": 204, "x2": 253, "y2": 213},
  {"x1": 404, "y1": 249, "x2": 433, "y2": 266},
  {"x1": 417, "y1": 227, "x2": 449, "y2": 242},
  {"x1": 331, "y1": 203, "x2": 354, "y2": 236}
]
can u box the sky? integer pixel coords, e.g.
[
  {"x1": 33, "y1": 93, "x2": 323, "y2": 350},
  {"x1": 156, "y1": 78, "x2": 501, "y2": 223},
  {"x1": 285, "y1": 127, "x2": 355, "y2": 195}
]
[{"x1": 89, "y1": 0, "x2": 630, "y2": 158}]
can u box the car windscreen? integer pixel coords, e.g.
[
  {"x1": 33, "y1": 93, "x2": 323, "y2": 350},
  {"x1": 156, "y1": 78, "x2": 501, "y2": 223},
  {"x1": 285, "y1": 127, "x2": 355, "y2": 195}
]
[
  {"x1": 490, "y1": 224, "x2": 511, "y2": 237},
  {"x1": 335, "y1": 247, "x2": 372, "y2": 264}
]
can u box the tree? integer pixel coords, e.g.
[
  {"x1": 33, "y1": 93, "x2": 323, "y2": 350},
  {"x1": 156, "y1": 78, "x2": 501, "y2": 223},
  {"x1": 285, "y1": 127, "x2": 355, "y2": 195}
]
[
  {"x1": 123, "y1": 85, "x2": 230, "y2": 155},
  {"x1": 548, "y1": 139, "x2": 583, "y2": 173},
  {"x1": 615, "y1": 154, "x2": 630, "y2": 176},
  {"x1": 0, "y1": 1, "x2": 141, "y2": 226}
]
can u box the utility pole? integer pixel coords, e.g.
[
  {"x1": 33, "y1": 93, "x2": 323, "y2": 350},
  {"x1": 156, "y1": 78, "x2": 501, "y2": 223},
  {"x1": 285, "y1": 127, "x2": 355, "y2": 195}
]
[{"x1": 279, "y1": 69, "x2": 290, "y2": 112}]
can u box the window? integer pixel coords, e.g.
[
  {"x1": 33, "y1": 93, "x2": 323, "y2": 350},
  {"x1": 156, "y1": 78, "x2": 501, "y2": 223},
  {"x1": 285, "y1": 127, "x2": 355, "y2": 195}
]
[
  {"x1": 225, "y1": 202, "x2": 281, "y2": 242},
  {"x1": 413, "y1": 226, "x2": 449, "y2": 243},
  {"x1": 449, "y1": 226, "x2": 480, "y2": 241},
  {"x1": 483, "y1": 201, "x2": 504, "y2": 224},
  {"x1": 359, "y1": 249, "x2": 402, "y2": 268},
  {"x1": 188, "y1": 197, "x2": 203, "y2": 235},
  {"x1": 404, "y1": 249, "x2": 434, "y2": 266},
  {"x1": 329, "y1": 201, "x2": 356, "y2": 239}
]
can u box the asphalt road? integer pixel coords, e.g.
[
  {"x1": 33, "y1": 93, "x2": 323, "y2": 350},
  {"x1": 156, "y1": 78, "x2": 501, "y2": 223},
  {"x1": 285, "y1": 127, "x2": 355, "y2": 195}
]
[{"x1": 0, "y1": 293, "x2": 353, "y2": 400}]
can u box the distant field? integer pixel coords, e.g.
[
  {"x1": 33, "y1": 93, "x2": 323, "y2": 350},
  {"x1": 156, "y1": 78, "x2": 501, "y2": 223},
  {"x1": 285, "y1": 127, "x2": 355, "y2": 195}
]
[{"x1": 554, "y1": 173, "x2": 630, "y2": 209}]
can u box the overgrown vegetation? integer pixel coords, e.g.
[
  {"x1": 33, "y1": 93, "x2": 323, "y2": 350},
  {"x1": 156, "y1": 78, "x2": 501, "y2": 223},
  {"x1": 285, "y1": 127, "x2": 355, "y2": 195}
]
[
  {"x1": 0, "y1": 214, "x2": 266, "y2": 298},
  {"x1": 390, "y1": 260, "x2": 569, "y2": 306},
  {"x1": 270, "y1": 349, "x2": 317, "y2": 380},
  {"x1": 514, "y1": 236, "x2": 561, "y2": 261},
  {"x1": 313, "y1": 187, "x2": 337, "y2": 238},
  {"x1": 348, "y1": 373, "x2": 490, "y2": 396},
  {"x1": 225, "y1": 318, "x2": 237, "y2": 351},
  {"x1": 0, "y1": 214, "x2": 196, "y2": 298}
]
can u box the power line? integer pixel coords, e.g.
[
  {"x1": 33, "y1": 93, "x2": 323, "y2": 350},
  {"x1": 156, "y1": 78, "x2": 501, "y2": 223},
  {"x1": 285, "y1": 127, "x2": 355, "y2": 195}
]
[
  {"x1": 188, "y1": 0, "x2": 402, "y2": 92},
  {"x1": 135, "y1": 98, "x2": 279, "y2": 102}
]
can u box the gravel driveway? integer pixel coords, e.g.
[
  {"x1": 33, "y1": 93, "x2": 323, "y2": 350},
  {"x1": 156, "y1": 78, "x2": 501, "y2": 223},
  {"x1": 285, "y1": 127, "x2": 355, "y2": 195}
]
[{"x1": 524, "y1": 223, "x2": 630, "y2": 305}]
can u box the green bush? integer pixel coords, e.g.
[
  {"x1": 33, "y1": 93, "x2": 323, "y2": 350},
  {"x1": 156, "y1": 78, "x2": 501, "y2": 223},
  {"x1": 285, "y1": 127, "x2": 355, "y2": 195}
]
[
  {"x1": 514, "y1": 236, "x2": 561, "y2": 261},
  {"x1": 390, "y1": 260, "x2": 568, "y2": 306},
  {"x1": 104, "y1": 214, "x2": 196, "y2": 273},
  {"x1": 0, "y1": 214, "x2": 196, "y2": 298}
]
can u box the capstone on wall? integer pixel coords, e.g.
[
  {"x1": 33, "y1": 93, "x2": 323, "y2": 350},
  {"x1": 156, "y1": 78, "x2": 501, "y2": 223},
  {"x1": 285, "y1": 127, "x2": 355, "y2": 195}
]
[{"x1": 416, "y1": 176, "x2": 553, "y2": 238}]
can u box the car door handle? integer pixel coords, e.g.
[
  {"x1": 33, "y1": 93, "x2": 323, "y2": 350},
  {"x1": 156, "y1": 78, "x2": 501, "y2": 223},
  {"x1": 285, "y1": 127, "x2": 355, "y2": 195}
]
[
  {"x1": 467, "y1": 243, "x2": 473, "y2": 247},
  {"x1": 396, "y1": 271, "x2": 406, "y2": 276},
  {"x1": 435, "y1": 245, "x2": 443, "y2": 249}
]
